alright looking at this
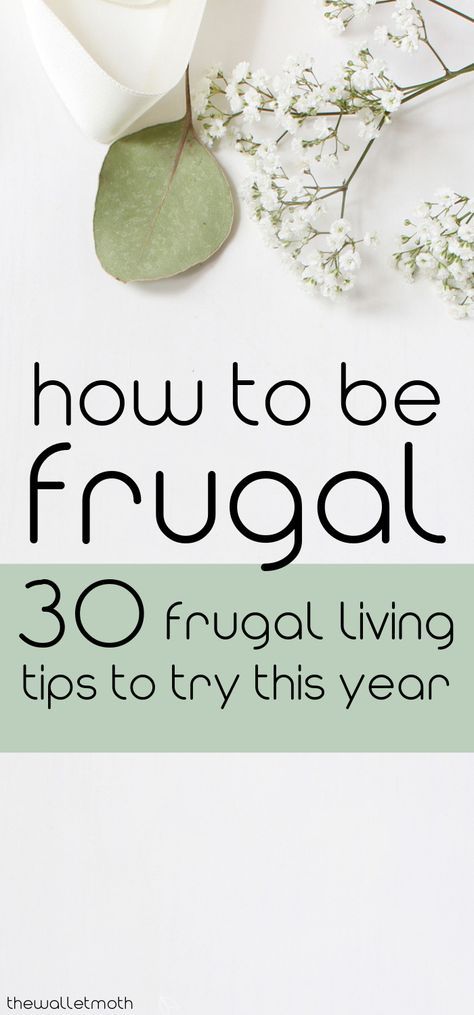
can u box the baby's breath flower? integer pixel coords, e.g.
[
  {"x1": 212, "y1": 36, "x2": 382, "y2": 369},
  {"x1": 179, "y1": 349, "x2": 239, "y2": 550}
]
[
  {"x1": 318, "y1": 0, "x2": 425, "y2": 55},
  {"x1": 192, "y1": 79, "x2": 211, "y2": 117},
  {"x1": 340, "y1": 247, "x2": 361, "y2": 273},
  {"x1": 252, "y1": 68, "x2": 270, "y2": 90},
  {"x1": 225, "y1": 82, "x2": 244, "y2": 114},
  {"x1": 374, "y1": 88, "x2": 402, "y2": 112},
  {"x1": 195, "y1": 47, "x2": 397, "y2": 299},
  {"x1": 342, "y1": 48, "x2": 402, "y2": 123},
  {"x1": 207, "y1": 63, "x2": 224, "y2": 79},
  {"x1": 320, "y1": 0, "x2": 376, "y2": 32},
  {"x1": 242, "y1": 91, "x2": 261, "y2": 125},
  {"x1": 298, "y1": 219, "x2": 362, "y2": 297},
  {"x1": 381, "y1": 0, "x2": 426, "y2": 52},
  {"x1": 434, "y1": 187, "x2": 458, "y2": 208},
  {"x1": 197, "y1": 46, "x2": 400, "y2": 152},
  {"x1": 329, "y1": 217, "x2": 351, "y2": 245},
  {"x1": 357, "y1": 109, "x2": 380, "y2": 140},
  {"x1": 208, "y1": 118, "x2": 226, "y2": 141},
  {"x1": 232, "y1": 62, "x2": 250, "y2": 83},
  {"x1": 394, "y1": 191, "x2": 474, "y2": 318},
  {"x1": 459, "y1": 219, "x2": 474, "y2": 243},
  {"x1": 320, "y1": 150, "x2": 340, "y2": 168}
]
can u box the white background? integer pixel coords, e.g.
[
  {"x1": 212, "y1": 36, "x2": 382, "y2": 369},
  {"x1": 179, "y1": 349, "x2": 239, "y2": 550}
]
[
  {"x1": 0, "y1": 2, "x2": 473, "y2": 1013},
  {"x1": 1, "y1": 753, "x2": 474, "y2": 1014}
]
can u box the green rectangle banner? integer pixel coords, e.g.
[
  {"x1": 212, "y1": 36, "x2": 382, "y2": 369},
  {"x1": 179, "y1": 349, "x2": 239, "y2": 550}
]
[{"x1": 0, "y1": 565, "x2": 471, "y2": 751}]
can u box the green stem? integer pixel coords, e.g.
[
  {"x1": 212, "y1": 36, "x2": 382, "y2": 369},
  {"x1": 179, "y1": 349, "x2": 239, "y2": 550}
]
[
  {"x1": 345, "y1": 138, "x2": 377, "y2": 188},
  {"x1": 402, "y1": 73, "x2": 448, "y2": 91},
  {"x1": 340, "y1": 118, "x2": 386, "y2": 216},
  {"x1": 423, "y1": 38, "x2": 450, "y2": 74},
  {"x1": 318, "y1": 188, "x2": 345, "y2": 201},
  {"x1": 375, "y1": 0, "x2": 474, "y2": 23},
  {"x1": 401, "y1": 61, "x2": 474, "y2": 104},
  {"x1": 339, "y1": 62, "x2": 474, "y2": 219},
  {"x1": 428, "y1": 0, "x2": 474, "y2": 22}
]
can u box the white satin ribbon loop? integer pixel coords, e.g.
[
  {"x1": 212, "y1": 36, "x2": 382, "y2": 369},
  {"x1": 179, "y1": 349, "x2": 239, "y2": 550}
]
[{"x1": 22, "y1": 0, "x2": 208, "y2": 143}]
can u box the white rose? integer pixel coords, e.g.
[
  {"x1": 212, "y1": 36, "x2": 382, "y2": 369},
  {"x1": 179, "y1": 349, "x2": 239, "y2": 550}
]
[{"x1": 22, "y1": 0, "x2": 208, "y2": 142}]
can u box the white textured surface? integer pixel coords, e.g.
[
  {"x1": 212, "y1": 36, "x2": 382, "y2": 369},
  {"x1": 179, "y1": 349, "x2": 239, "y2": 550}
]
[{"x1": 1, "y1": 753, "x2": 473, "y2": 1013}]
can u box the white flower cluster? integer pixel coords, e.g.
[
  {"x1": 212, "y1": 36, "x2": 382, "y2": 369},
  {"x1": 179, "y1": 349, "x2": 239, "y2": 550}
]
[
  {"x1": 320, "y1": 0, "x2": 425, "y2": 54},
  {"x1": 394, "y1": 191, "x2": 474, "y2": 318},
  {"x1": 343, "y1": 48, "x2": 402, "y2": 138},
  {"x1": 195, "y1": 51, "x2": 397, "y2": 297},
  {"x1": 300, "y1": 226, "x2": 363, "y2": 298},
  {"x1": 297, "y1": 222, "x2": 378, "y2": 299},
  {"x1": 244, "y1": 162, "x2": 377, "y2": 297},
  {"x1": 320, "y1": 0, "x2": 376, "y2": 33},
  {"x1": 194, "y1": 4, "x2": 472, "y2": 314},
  {"x1": 375, "y1": 0, "x2": 425, "y2": 53},
  {"x1": 196, "y1": 51, "x2": 401, "y2": 148}
]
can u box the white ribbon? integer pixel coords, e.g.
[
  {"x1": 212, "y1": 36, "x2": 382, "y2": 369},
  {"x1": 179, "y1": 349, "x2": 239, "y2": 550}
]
[{"x1": 22, "y1": 0, "x2": 208, "y2": 143}]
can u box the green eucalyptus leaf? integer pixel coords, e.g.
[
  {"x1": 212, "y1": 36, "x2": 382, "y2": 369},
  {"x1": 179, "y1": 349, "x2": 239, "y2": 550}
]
[{"x1": 94, "y1": 116, "x2": 234, "y2": 282}]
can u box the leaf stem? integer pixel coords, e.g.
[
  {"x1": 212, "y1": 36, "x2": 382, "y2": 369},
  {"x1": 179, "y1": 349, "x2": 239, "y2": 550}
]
[{"x1": 185, "y1": 65, "x2": 192, "y2": 125}]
